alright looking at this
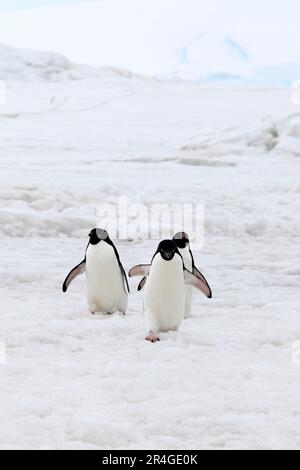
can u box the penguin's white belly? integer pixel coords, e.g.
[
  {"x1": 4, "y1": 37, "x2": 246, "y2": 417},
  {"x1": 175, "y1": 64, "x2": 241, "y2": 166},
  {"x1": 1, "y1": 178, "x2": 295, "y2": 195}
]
[
  {"x1": 86, "y1": 243, "x2": 127, "y2": 313},
  {"x1": 179, "y1": 247, "x2": 193, "y2": 319},
  {"x1": 144, "y1": 257, "x2": 185, "y2": 333}
]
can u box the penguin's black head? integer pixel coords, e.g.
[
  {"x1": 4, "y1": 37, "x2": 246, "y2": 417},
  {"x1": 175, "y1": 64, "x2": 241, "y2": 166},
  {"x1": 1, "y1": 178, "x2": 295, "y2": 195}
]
[
  {"x1": 173, "y1": 232, "x2": 190, "y2": 249},
  {"x1": 89, "y1": 228, "x2": 109, "y2": 245},
  {"x1": 157, "y1": 239, "x2": 179, "y2": 261}
]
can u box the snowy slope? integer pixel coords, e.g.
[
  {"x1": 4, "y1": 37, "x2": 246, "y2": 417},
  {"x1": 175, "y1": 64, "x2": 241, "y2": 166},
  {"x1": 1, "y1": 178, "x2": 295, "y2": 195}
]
[
  {"x1": 0, "y1": 43, "x2": 136, "y2": 82},
  {"x1": 0, "y1": 43, "x2": 86, "y2": 81},
  {"x1": 1, "y1": 45, "x2": 300, "y2": 449}
]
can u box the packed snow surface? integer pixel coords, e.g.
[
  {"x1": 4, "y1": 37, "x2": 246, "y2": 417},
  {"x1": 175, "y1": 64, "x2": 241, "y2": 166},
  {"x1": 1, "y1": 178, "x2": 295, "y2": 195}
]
[{"x1": 0, "y1": 52, "x2": 300, "y2": 449}]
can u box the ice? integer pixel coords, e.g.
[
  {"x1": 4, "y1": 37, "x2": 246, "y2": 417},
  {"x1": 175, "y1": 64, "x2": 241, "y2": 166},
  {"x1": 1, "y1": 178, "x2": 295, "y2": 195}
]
[
  {"x1": 162, "y1": 31, "x2": 251, "y2": 82},
  {"x1": 1, "y1": 45, "x2": 300, "y2": 450}
]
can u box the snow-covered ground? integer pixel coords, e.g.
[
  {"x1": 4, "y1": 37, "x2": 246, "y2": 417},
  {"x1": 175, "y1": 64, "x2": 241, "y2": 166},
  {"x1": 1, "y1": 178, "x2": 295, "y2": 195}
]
[{"x1": 1, "y1": 52, "x2": 300, "y2": 449}]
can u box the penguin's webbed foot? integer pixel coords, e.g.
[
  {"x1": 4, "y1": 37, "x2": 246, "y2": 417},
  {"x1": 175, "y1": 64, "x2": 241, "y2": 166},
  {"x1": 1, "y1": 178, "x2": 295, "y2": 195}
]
[{"x1": 145, "y1": 332, "x2": 160, "y2": 343}]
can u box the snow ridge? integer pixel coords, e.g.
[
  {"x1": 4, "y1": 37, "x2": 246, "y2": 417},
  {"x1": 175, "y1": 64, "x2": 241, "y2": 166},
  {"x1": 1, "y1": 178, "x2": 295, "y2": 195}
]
[{"x1": 0, "y1": 43, "x2": 135, "y2": 82}]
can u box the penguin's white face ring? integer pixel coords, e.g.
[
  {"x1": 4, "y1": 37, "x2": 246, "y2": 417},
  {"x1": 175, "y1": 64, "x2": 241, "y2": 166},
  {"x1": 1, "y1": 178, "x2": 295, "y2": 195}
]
[
  {"x1": 89, "y1": 228, "x2": 109, "y2": 245},
  {"x1": 157, "y1": 240, "x2": 178, "y2": 261},
  {"x1": 173, "y1": 231, "x2": 190, "y2": 249}
]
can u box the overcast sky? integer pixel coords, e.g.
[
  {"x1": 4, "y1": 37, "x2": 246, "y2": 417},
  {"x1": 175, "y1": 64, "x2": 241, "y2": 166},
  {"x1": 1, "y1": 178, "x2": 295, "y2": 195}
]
[
  {"x1": 0, "y1": 0, "x2": 87, "y2": 10},
  {"x1": 0, "y1": 0, "x2": 299, "y2": 75}
]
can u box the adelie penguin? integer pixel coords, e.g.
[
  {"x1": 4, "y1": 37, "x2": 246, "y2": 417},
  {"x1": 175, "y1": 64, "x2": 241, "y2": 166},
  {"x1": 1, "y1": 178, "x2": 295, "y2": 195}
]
[
  {"x1": 136, "y1": 232, "x2": 212, "y2": 319},
  {"x1": 63, "y1": 228, "x2": 129, "y2": 315},
  {"x1": 173, "y1": 232, "x2": 212, "y2": 318},
  {"x1": 129, "y1": 239, "x2": 212, "y2": 343}
]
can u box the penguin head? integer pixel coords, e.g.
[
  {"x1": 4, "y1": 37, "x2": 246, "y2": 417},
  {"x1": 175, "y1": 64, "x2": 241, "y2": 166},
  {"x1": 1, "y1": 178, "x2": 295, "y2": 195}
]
[
  {"x1": 89, "y1": 228, "x2": 109, "y2": 245},
  {"x1": 157, "y1": 239, "x2": 179, "y2": 261},
  {"x1": 173, "y1": 232, "x2": 190, "y2": 249}
]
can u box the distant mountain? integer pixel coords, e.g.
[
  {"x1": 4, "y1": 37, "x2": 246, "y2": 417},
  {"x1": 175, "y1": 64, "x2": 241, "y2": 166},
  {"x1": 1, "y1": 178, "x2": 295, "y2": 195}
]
[
  {"x1": 0, "y1": 43, "x2": 136, "y2": 82},
  {"x1": 161, "y1": 31, "x2": 251, "y2": 82},
  {"x1": 1, "y1": 41, "x2": 299, "y2": 87},
  {"x1": 0, "y1": 43, "x2": 83, "y2": 81},
  {"x1": 158, "y1": 32, "x2": 300, "y2": 86}
]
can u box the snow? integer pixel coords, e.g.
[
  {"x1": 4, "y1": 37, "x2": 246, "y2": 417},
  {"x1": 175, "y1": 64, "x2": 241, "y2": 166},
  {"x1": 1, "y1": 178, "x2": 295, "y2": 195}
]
[
  {"x1": 163, "y1": 31, "x2": 300, "y2": 86},
  {"x1": 1, "y1": 46, "x2": 300, "y2": 450},
  {"x1": 0, "y1": 43, "x2": 85, "y2": 82},
  {"x1": 0, "y1": 43, "x2": 136, "y2": 82},
  {"x1": 1, "y1": 0, "x2": 300, "y2": 84},
  {"x1": 162, "y1": 32, "x2": 251, "y2": 82}
]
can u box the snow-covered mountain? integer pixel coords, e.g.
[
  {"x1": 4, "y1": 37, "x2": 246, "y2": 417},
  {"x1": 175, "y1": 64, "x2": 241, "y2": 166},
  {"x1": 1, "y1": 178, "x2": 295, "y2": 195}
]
[
  {"x1": 161, "y1": 32, "x2": 252, "y2": 82},
  {"x1": 0, "y1": 43, "x2": 83, "y2": 81},
  {"x1": 1, "y1": 41, "x2": 299, "y2": 87},
  {"x1": 0, "y1": 43, "x2": 135, "y2": 82},
  {"x1": 158, "y1": 31, "x2": 300, "y2": 86}
]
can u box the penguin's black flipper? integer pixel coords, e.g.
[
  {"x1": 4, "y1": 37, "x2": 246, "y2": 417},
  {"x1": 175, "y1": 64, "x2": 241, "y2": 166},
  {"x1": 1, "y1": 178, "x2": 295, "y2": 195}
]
[
  {"x1": 189, "y1": 249, "x2": 212, "y2": 293},
  {"x1": 193, "y1": 266, "x2": 211, "y2": 289},
  {"x1": 128, "y1": 265, "x2": 149, "y2": 291},
  {"x1": 128, "y1": 265, "x2": 151, "y2": 278},
  {"x1": 108, "y1": 241, "x2": 130, "y2": 294},
  {"x1": 184, "y1": 268, "x2": 212, "y2": 299},
  {"x1": 138, "y1": 276, "x2": 147, "y2": 291},
  {"x1": 62, "y1": 259, "x2": 86, "y2": 293},
  {"x1": 119, "y1": 261, "x2": 130, "y2": 294}
]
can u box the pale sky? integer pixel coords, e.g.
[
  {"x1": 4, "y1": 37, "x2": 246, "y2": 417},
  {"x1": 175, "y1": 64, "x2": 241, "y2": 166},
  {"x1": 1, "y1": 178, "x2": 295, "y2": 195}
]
[
  {"x1": 0, "y1": 0, "x2": 87, "y2": 10},
  {"x1": 0, "y1": 0, "x2": 299, "y2": 75}
]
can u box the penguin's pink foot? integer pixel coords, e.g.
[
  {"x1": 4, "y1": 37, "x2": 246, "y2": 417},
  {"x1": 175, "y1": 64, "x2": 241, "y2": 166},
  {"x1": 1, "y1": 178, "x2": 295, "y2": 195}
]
[{"x1": 145, "y1": 332, "x2": 160, "y2": 343}]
